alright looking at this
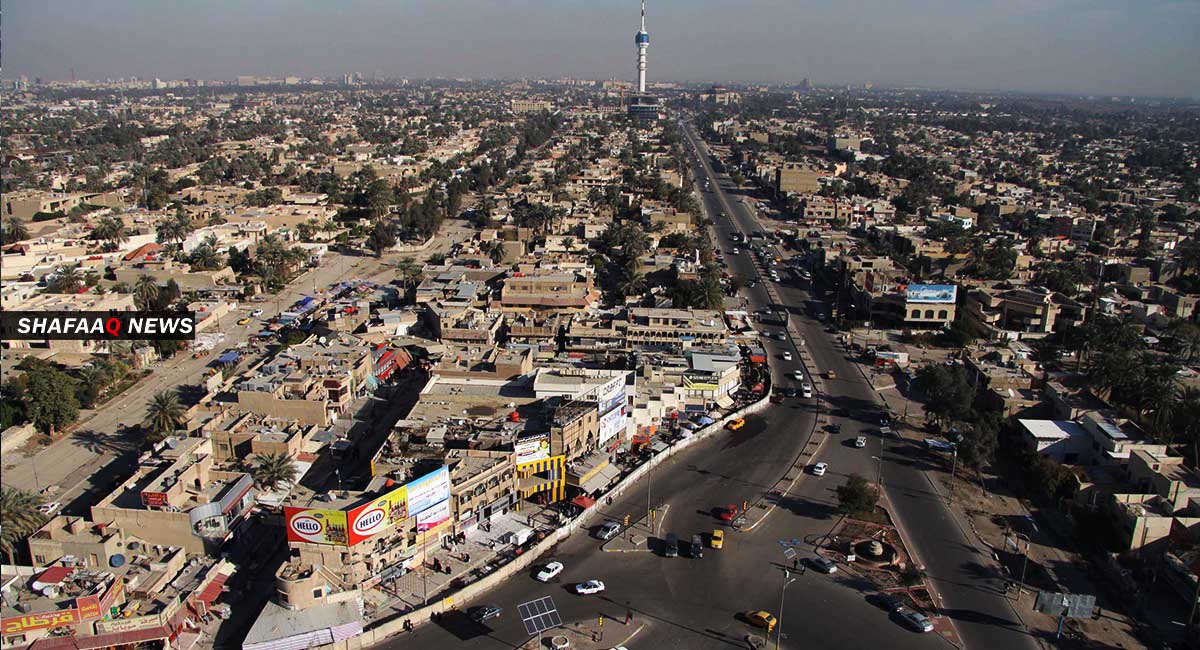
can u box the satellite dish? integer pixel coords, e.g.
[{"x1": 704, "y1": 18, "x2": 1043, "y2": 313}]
[{"x1": 110, "y1": 554, "x2": 126, "y2": 568}]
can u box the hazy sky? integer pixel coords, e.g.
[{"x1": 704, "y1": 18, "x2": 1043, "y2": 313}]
[{"x1": 5, "y1": 0, "x2": 1199, "y2": 97}]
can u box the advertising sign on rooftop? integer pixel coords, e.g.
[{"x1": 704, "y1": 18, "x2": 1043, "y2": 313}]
[
  {"x1": 515, "y1": 433, "x2": 551, "y2": 465},
  {"x1": 905, "y1": 284, "x2": 957, "y2": 304}
]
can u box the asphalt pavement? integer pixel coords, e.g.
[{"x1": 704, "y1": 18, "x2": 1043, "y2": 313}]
[{"x1": 681, "y1": 118, "x2": 1041, "y2": 650}]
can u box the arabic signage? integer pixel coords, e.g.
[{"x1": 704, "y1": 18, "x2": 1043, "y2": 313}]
[
  {"x1": 406, "y1": 466, "x2": 451, "y2": 517},
  {"x1": 415, "y1": 499, "x2": 451, "y2": 532},
  {"x1": 514, "y1": 433, "x2": 551, "y2": 465},
  {"x1": 96, "y1": 614, "x2": 164, "y2": 634},
  {"x1": 2, "y1": 609, "x2": 81, "y2": 635},
  {"x1": 284, "y1": 507, "x2": 349, "y2": 545},
  {"x1": 598, "y1": 404, "x2": 627, "y2": 445},
  {"x1": 905, "y1": 284, "x2": 957, "y2": 304},
  {"x1": 141, "y1": 491, "x2": 169, "y2": 508}
]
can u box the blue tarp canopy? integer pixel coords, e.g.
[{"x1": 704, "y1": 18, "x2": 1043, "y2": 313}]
[
  {"x1": 693, "y1": 416, "x2": 716, "y2": 426},
  {"x1": 217, "y1": 351, "x2": 240, "y2": 364}
]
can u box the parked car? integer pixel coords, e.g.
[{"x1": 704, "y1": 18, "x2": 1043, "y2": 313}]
[
  {"x1": 806, "y1": 556, "x2": 838, "y2": 574},
  {"x1": 663, "y1": 534, "x2": 679, "y2": 558},
  {"x1": 812, "y1": 462, "x2": 828, "y2": 476},
  {"x1": 745, "y1": 610, "x2": 777, "y2": 632},
  {"x1": 710, "y1": 529, "x2": 724, "y2": 549},
  {"x1": 715, "y1": 504, "x2": 739, "y2": 521},
  {"x1": 870, "y1": 593, "x2": 907, "y2": 613},
  {"x1": 899, "y1": 608, "x2": 934, "y2": 633},
  {"x1": 38, "y1": 502, "x2": 62, "y2": 516},
  {"x1": 536, "y1": 561, "x2": 564, "y2": 582},
  {"x1": 575, "y1": 580, "x2": 606, "y2": 595},
  {"x1": 237, "y1": 317, "x2": 251, "y2": 326},
  {"x1": 250, "y1": 308, "x2": 264, "y2": 317},
  {"x1": 854, "y1": 436, "x2": 867, "y2": 448},
  {"x1": 470, "y1": 605, "x2": 503, "y2": 622},
  {"x1": 688, "y1": 534, "x2": 704, "y2": 559},
  {"x1": 595, "y1": 522, "x2": 622, "y2": 541}
]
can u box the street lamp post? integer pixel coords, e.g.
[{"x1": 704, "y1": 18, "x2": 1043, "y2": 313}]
[
  {"x1": 776, "y1": 570, "x2": 798, "y2": 650},
  {"x1": 1004, "y1": 530, "x2": 1033, "y2": 600}
]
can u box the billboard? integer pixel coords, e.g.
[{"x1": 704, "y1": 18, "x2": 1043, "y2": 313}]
[
  {"x1": 415, "y1": 499, "x2": 451, "y2": 532},
  {"x1": 285, "y1": 507, "x2": 349, "y2": 545},
  {"x1": 514, "y1": 434, "x2": 551, "y2": 465},
  {"x1": 345, "y1": 485, "x2": 408, "y2": 546},
  {"x1": 3, "y1": 609, "x2": 81, "y2": 635},
  {"x1": 288, "y1": 466, "x2": 451, "y2": 547},
  {"x1": 905, "y1": 284, "x2": 957, "y2": 304},
  {"x1": 598, "y1": 404, "x2": 628, "y2": 444},
  {"x1": 407, "y1": 466, "x2": 451, "y2": 517}
]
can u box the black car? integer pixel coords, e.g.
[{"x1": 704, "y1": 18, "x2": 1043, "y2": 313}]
[
  {"x1": 663, "y1": 533, "x2": 679, "y2": 557},
  {"x1": 783, "y1": 387, "x2": 798, "y2": 398},
  {"x1": 870, "y1": 593, "x2": 906, "y2": 613},
  {"x1": 470, "y1": 605, "x2": 503, "y2": 622}
]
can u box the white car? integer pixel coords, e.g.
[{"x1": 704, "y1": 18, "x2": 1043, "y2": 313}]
[
  {"x1": 792, "y1": 370, "x2": 805, "y2": 381},
  {"x1": 812, "y1": 462, "x2": 828, "y2": 476},
  {"x1": 780, "y1": 350, "x2": 793, "y2": 361},
  {"x1": 38, "y1": 502, "x2": 62, "y2": 516},
  {"x1": 801, "y1": 384, "x2": 814, "y2": 399},
  {"x1": 575, "y1": 580, "x2": 606, "y2": 595},
  {"x1": 536, "y1": 561, "x2": 564, "y2": 582},
  {"x1": 855, "y1": 436, "x2": 867, "y2": 448},
  {"x1": 251, "y1": 308, "x2": 264, "y2": 317}
]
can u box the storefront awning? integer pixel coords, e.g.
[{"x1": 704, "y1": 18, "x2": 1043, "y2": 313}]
[
  {"x1": 714, "y1": 393, "x2": 735, "y2": 409},
  {"x1": 570, "y1": 495, "x2": 596, "y2": 509},
  {"x1": 579, "y1": 463, "x2": 621, "y2": 495}
]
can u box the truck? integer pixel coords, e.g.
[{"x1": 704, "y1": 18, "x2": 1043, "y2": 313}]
[{"x1": 506, "y1": 526, "x2": 536, "y2": 547}]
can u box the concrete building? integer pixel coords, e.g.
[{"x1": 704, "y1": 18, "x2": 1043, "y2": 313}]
[
  {"x1": 775, "y1": 163, "x2": 825, "y2": 196},
  {"x1": 89, "y1": 437, "x2": 256, "y2": 556}
]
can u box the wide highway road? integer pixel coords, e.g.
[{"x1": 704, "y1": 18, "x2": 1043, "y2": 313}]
[{"x1": 387, "y1": 134, "x2": 946, "y2": 650}]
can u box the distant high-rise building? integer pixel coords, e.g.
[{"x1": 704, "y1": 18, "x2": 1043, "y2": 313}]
[
  {"x1": 635, "y1": 0, "x2": 649, "y2": 94},
  {"x1": 627, "y1": 0, "x2": 660, "y2": 121},
  {"x1": 236, "y1": 75, "x2": 257, "y2": 87}
]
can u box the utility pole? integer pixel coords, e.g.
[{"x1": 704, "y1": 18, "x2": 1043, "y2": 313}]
[{"x1": 775, "y1": 569, "x2": 799, "y2": 650}]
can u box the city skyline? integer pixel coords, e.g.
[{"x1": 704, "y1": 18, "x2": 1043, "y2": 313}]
[{"x1": 5, "y1": 0, "x2": 1199, "y2": 99}]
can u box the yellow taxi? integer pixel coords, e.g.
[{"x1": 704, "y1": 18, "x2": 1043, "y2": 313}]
[
  {"x1": 238, "y1": 317, "x2": 251, "y2": 325},
  {"x1": 746, "y1": 611, "x2": 777, "y2": 632},
  {"x1": 726, "y1": 418, "x2": 746, "y2": 431},
  {"x1": 825, "y1": 370, "x2": 837, "y2": 380},
  {"x1": 710, "y1": 529, "x2": 724, "y2": 549}
]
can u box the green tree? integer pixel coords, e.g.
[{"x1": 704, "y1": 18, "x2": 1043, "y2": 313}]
[
  {"x1": 913, "y1": 364, "x2": 974, "y2": 430},
  {"x1": 134, "y1": 274, "x2": 160, "y2": 310},
  {"x1": 48, "y1": 264, "x2": 84, "y2": 294},
  {"x1": 23, "y1": 366, "x2": 79, "y2": 434},
  {"x1": 395, "y1": 257, "x2": 424, "y2": 296},
  {"x1": 252, "y1": 452, "x2": 299, "y2": 490},
  {"x1": 836, "y1": 473, "x2": 877, "y2": 516},
  {"x1": 5, "y1": 217, "x2": 30, "y2": 243},
  {"x1": 0, "y1": 487, "x2": 46, "y2": 565},
  {"x1": 367, "y1": 221, "x2": 398, "y2": 257},
  {"x1": 92, "y1": 216, "x2": 128, "y2": 249},
  {"x1": 145, "y1": 390, "x2": 184, "y2": 442}
]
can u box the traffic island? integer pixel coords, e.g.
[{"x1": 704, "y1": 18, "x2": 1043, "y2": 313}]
[
  {"x1": 601, "y1": 504, "x2": 669, "y2": 553},
  {"x1": 517, "y1": 619, "x2": 647, "y2": 650}
]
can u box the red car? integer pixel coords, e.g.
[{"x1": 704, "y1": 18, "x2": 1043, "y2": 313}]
[{"x1": 715, "y1": 505, "x2": 739, "y2": 521}]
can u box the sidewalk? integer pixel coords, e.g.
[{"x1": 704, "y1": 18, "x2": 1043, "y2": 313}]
[
  {"x1": 840, "y1": 334, "x2": 1148, "y2": 650},
  {"x1": 365, "y1": 505, "x2": 562, "y2": 617},
  {"x1": 602, "y1": 504, "x2": 669, "y2": 553}
]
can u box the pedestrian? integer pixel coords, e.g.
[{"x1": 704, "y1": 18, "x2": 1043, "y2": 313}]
[
  {"x1": 792, "y1": 558, "x2": 799, "y2": 570},
  {"x1": 625, "y1": 610, "x2": 632, "y2": 625}
]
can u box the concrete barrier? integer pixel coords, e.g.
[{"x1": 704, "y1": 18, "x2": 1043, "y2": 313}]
[{"x1": 321, "y1": 392, "x2": 773, "y2": 650}]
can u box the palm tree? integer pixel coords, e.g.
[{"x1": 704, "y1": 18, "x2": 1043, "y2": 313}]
[
  {"x1": 50, "y1": 264, "x2": 83, "y2": 293},
  {"x1": 5, "y1": 217, "x2": 29, "y2": 243},
  {"x1": 617, "y1": 260, "x2": 646, "y2": 297},
  {"x1": 395, "y1": 257, "x2": 424, "y2": 294},
  {"x1": 145, "y1": 390, "x2": 184, "y2": 442},
  {"x1": 0, "y1": 486, "x2": 46, "y2": 565},
  {"x1": 252, "y1": 452, "x2": 298, "y2": 490},
  {"x1": 562, "y1": 237, "x2": 576, "y2": 252},
  {"x1": 483, "y1": 240, "x2": 505, "y2": 265},
  {"x1": 92, "y1": 216, "x2": 128, "y2": 249},
  {"x1": 134, "y1": 274, "x2": 160, "y2": 310}
]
